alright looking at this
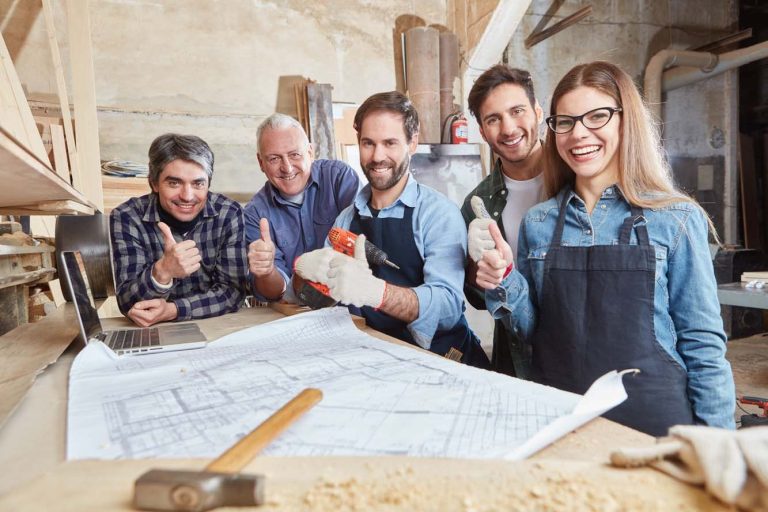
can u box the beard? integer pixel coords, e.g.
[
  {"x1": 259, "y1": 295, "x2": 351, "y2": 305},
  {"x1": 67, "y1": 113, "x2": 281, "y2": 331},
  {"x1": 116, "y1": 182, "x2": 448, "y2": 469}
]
[{"x1": 363, "y1": 152, "x2": 410, "y2": 191}]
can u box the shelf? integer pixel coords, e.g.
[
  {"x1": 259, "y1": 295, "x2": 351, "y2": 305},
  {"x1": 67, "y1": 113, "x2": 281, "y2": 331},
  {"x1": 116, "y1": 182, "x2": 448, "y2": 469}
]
[{"x1": 0, "y1": 128, "x2": 94, "y2": 215}]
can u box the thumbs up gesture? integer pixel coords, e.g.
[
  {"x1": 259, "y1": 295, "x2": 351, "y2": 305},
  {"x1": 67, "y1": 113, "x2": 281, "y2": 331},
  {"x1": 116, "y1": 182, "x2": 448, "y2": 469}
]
[
  {"x1": 475, "y1": 222, "x2": 514, "y2": 290},
  {"x1": 467, "y1": 196, "x2": 497, "y2": 263},
  {"x1": 248, "y1": 218, "x2": 277, "y2": 278},
  {"x1": 152, "y1": 222, "x2": 202, "y2": 285},
  {"x1": 326, "y1": 234, "x2": 386, "y2": 308}
]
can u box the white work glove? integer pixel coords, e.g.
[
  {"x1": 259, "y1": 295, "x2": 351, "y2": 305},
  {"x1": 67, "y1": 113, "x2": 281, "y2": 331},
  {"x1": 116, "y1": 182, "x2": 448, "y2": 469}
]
[
  {"x1": 326, "y1": 234, "x2": 386, "y2": 308},
  {"x1": 467, "y1": 196, "x2": 495, "y2": 263},
  {"x1": 294, "y1": 247, "x2": 336, "y2": 284},
  {"x1": 610, "y1": 425, "x2": 768, "y2": 510},
  {"x1": 468, "y1": 197, "x2": 514, "y2": 290}
]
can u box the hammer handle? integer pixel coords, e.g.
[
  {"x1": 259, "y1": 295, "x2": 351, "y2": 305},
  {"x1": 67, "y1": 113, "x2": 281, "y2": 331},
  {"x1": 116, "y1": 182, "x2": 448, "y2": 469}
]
[{"x1": 205, "y1": 388, "x2": 323, "y2": 473}]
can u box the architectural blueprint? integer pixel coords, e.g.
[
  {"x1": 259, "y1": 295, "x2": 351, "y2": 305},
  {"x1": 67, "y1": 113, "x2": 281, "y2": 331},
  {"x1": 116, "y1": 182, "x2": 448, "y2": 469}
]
[{"x1": 67, "y1": 308, "x2": 629, "y2": 460}]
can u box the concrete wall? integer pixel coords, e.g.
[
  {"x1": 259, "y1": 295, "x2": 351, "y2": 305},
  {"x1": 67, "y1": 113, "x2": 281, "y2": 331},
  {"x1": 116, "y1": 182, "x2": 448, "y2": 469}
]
[
  {"x1": 4, "y1": 0, "x2": 446, "y2": 196},
  {"x1": 502, "y1": 0, "x2": 740, "y2": 242}
]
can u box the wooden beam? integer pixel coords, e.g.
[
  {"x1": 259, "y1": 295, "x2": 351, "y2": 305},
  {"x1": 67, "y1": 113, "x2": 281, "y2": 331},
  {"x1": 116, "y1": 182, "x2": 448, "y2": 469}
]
[
  {"x1": 41, "y1": 0, "x2": 81, "y2": 189},
  {"x1": 525, "y1": 5, "x2": 592, "y2": 49},
  {"x1": 66, "y1": 0, "x2": 103, "y2": 210}
]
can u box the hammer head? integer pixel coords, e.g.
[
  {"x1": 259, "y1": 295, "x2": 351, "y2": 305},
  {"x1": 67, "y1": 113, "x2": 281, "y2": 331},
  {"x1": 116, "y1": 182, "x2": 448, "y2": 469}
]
[{"x1": 133, "y1": 469, "x2": 265, "y2": 512}]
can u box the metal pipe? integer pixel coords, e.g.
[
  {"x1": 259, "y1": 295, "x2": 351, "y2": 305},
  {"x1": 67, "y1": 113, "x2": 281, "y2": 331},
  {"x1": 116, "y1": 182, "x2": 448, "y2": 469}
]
[
  {"x1": 643, "y1": 41, "x2": 768, "y2": 121},
  {"x1": 663, "y1": 40, "x2": 768, "y2": 92},
  {"x1": 643, "y1": 50, "x2": 718, "y2": 120}
]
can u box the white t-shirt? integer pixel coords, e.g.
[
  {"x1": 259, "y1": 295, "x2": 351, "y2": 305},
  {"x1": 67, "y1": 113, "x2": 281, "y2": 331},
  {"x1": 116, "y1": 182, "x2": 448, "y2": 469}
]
[{"x1": 501, "y1": 173, "x2": 544, "y2": 264}]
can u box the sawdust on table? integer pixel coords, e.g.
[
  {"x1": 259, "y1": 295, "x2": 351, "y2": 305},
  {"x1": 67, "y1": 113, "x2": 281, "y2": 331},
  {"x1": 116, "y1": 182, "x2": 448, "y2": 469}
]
[{"x1": 259, "y1": 460, "x2": 722, "y2": 512}]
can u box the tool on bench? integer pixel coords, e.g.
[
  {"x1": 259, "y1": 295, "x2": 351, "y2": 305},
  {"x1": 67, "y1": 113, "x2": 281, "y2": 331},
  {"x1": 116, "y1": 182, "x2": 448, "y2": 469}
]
[
  {"x1": 133, "y1": 388, "x2": 323, "y2": 511},
  {"x1": 738, "y1": 395, "x2": 768, "y2": 428},
  {"x1": 295, "y1": 228, "x2": 397, "y2": 309}
]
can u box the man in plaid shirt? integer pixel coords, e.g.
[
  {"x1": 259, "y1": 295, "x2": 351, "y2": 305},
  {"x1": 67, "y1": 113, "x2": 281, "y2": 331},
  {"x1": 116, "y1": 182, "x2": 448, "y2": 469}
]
[{"x1": 110, "y1": 133, "x2": 249, "y2": 327}]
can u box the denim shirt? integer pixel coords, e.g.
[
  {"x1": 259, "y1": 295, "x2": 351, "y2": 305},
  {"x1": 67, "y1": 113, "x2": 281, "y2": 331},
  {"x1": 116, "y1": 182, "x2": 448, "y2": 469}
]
[
  {"x1": 486, "y1": 185, "x2": 735, "y2": 428},
  {"x1": 331, "y1": 174, "x2": 469, "y2": 349},
  {"x1": 243, "y1": 159, "x2": 359, "y2": 300}
]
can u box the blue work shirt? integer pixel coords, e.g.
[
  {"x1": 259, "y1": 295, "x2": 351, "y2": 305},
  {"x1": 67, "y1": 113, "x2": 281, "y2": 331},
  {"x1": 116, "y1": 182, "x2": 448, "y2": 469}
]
[
  {"x1": 486, "y1": 185, "x2": 736, "y2": 429},
  {"x1": 244, "y1": 159, "x2": 359, "y2": 299},
  {"x1": 332, "y1": 173, "x2": 469, "y2": 349}
]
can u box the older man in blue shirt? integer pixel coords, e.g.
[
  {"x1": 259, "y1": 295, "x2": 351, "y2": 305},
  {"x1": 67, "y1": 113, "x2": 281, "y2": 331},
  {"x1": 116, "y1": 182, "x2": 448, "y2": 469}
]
[
  {"x1": 244, "y1": 114, "x2": 359, "y2": 301},
  {"x1": 294, "y1": 92, "x2": 489, "y2": 369}
]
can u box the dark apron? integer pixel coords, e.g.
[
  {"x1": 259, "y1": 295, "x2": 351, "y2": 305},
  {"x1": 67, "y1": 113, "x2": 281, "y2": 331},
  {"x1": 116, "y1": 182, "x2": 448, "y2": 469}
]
[
  {"x1": 350, "y1": 208, "x2": 490, "y2": 369},
  {"x1": 531, "y1": 200, "x2": 694, "y2": 436}
]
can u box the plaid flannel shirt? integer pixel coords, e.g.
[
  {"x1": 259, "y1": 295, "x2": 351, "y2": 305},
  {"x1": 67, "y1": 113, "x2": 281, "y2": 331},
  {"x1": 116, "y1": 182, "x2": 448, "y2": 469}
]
[{"x1": 110, "y1": 192, "x2": 249, "y2": 321}]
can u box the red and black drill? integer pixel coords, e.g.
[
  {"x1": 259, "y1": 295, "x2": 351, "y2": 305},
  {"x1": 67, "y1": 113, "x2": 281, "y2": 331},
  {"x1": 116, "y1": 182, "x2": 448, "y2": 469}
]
[
  {"x1": 294, "y1": 227, "x2": 398, "y2": 309},
  {"x1": 739, "y1": 395, "x2": 768, "y2": 428}
]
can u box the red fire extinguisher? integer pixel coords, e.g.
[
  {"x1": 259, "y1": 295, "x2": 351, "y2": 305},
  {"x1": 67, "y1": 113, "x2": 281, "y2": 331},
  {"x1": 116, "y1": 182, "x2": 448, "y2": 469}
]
[{"x1": 451, "y1": 114, "x2": 468, "y2": 144}]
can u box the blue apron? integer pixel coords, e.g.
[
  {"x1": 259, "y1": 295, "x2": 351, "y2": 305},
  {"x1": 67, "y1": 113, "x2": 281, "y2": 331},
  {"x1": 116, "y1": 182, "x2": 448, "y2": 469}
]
[
  {"x1": 531, "y1": 201, "x2": 694, "y2": 436},
  {"x1": 350, "y1": 207, "x2": 490, "y2": 369}
]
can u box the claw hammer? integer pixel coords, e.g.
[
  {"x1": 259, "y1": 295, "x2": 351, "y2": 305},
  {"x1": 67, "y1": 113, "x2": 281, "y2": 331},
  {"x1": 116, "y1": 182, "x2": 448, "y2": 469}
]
[{"x1": 133, "y1": 388, "x2": 323, "y2": 511}]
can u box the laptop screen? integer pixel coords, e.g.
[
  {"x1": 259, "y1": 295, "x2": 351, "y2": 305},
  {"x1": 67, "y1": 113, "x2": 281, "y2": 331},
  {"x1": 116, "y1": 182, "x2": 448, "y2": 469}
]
[{"x1": 61, "y1": 251, "x2": 103, "y2": 343}]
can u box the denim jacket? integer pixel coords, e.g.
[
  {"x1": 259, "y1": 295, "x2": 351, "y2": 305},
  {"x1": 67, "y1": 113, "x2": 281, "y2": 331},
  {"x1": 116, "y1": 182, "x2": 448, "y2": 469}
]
[{"x1": 486, "y1": 185, "x2": 736, "y2": 429}]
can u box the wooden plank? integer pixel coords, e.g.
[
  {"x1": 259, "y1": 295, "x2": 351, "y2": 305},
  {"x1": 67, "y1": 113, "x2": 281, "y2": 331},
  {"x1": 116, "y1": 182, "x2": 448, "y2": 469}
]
[
  {"x1": 49, "y1": 124, "x2": 70, "y2": 181},
  {"x1": 0, "y1": 127, "x2": 93, "y2": 211},
  {"x1": 66, "y1": 0, "x2": 103, "y2": 210},
  {"x1": 306, "y1": 83, "x2": 336, "y2": 160},
  {"x1": 739, "y1": 134, "x2": 760, "y2": 249},
  {"x1": 0, "y1": 244, "x2": 54, "y2": 256},
  {"x1": 0, "y1": 32, "x2": 51, "y2": 166},
  {"x1": 41, "y1": 0, "x2": 80, "y2": 188},
  {"x1": 0, "y1": 200, "x2": 94, "y2": 216},
  {"x1": 0, "y1": 304, "x2": 77, "y2": 427},
  {"x1": 0, "y1": 268, "x2": 55, "y2": 290}
]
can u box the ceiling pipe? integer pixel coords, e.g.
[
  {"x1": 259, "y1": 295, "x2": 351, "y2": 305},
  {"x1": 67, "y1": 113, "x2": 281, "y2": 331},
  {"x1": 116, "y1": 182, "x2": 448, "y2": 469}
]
[{"x1": 644, "y1": 40, "x2": 768, "y2": 121}]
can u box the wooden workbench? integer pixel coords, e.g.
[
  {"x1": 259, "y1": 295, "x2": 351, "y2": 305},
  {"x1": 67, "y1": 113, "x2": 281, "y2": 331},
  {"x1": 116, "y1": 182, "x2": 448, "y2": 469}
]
[{"x1": 0, "y1": 306, "x2": 726, "y2": 511}]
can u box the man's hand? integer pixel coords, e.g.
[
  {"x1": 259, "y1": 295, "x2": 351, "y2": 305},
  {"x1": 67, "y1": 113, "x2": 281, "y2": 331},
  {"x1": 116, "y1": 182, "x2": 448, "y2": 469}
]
[
  {"x1": 326, "y1": 234, "x2": 386, "y2": 308},
  {"x1": 248, "y1": 218, "x2": 276, "y2": 278},
  {"x1": 127, "y1": 298, "x2": 178, "y2": 327},
  {"x1": 467, "y1": 196, "x2": 496, "y2": 263},
  {"x1": 153, "y1": 222, "x2": 201, "y2": 284},
  {"x1": 476, "y1": 223, "x2": 513, "y2": 290},
  {"x1": 294, "y1": 247, "x2": 336, "y2": 283}
]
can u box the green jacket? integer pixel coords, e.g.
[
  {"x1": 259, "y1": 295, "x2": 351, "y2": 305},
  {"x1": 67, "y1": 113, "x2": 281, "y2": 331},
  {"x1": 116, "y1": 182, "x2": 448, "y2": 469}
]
[{"x1": 460, "y1": 159, "x2": 532, "y2": 379}]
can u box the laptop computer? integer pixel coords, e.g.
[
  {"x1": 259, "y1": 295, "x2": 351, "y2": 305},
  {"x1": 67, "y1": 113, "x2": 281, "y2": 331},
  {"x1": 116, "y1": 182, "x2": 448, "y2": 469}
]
[{"x1": 60, "y1": 250, "x2": 207, "y2": 355}]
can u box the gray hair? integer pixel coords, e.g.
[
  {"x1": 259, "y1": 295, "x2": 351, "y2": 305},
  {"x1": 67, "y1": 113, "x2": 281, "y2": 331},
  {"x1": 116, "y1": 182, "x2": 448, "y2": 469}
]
[
  {"x1": 148, "y1": 133, "x2": 214, "y2": 185},
  {"x1": 256, "y1": 113, "x2": 309, "y2": 154}
]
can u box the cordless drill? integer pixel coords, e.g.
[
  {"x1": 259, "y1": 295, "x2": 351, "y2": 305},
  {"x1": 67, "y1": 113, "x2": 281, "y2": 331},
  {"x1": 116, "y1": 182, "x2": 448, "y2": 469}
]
[
  {"x1": 739, "y1": 395, "x2": 768, "y2": 428},
  {"x1": 328, "y1": 227, "x2": 399, "y2": 270},
  {"x1": 294, "y1": 228, "x2": 398, "y2": 309}
]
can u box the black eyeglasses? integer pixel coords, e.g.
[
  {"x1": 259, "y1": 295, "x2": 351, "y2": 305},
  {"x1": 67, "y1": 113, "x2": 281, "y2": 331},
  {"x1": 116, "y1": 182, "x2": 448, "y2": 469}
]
[{"x1": 545, "y1": 107, "x2": 622, "y2": 134}]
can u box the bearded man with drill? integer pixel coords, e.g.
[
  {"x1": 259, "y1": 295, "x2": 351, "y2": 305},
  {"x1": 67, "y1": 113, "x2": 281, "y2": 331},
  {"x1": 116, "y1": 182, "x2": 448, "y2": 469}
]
[{"x1": 294, "y1": 92, "x2": 489, "y2": 369}]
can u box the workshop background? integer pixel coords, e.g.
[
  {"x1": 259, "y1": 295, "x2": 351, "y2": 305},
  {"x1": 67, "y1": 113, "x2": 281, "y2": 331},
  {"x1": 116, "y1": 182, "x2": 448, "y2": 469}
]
[{"x1": 3, "y1": 0, "x2": 768, "y2": 353}]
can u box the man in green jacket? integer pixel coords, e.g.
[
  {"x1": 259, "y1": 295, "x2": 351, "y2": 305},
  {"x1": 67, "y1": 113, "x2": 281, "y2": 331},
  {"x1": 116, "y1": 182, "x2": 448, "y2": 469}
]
[{"x1": 461, "y1": 65, "x2": 544, "y2": 378}]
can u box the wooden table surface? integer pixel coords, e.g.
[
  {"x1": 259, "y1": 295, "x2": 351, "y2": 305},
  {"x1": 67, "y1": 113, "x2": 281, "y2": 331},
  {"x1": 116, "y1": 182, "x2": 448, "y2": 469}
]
[{"x1": 0, "y1": 306, "x2": 725, "y2": 511}]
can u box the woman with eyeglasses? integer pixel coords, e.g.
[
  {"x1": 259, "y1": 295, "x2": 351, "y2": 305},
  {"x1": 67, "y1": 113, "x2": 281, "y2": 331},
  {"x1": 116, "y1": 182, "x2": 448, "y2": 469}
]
[{"x1": 469, "y1": 61, "x2": 735, "y2": 435}]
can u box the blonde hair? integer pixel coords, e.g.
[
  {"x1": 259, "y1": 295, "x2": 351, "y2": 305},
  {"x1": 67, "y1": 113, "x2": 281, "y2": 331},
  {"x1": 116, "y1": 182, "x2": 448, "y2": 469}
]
[{"x1": 542, "y1": 61, "x2": 717, "y2": 238}]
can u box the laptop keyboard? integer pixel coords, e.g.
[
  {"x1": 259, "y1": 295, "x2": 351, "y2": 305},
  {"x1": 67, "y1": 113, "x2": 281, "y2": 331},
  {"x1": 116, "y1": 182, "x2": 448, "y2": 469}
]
[{"x1": 106, "y1": 328, "x2": 161, "y2": 351}]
